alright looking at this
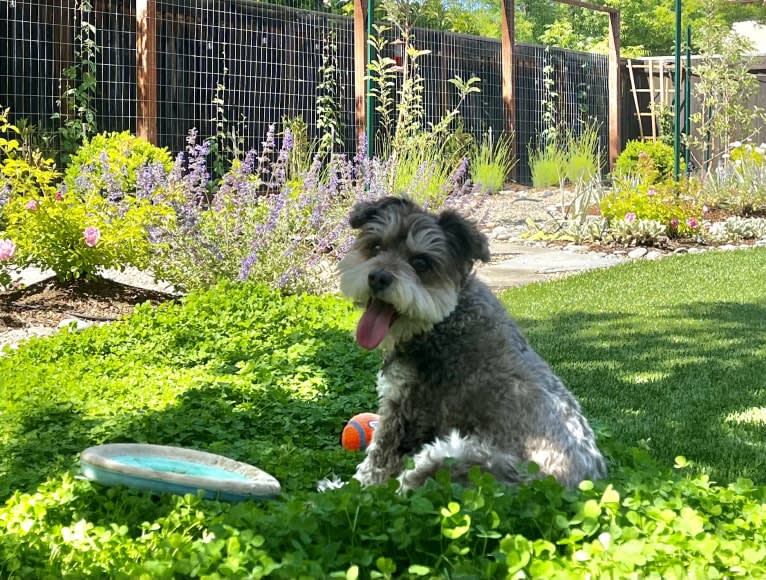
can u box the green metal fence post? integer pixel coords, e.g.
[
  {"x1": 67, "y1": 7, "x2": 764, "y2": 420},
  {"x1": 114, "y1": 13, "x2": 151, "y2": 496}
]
[{"x1": 674, "y1": 0, "x2": 682, "y2": 181}]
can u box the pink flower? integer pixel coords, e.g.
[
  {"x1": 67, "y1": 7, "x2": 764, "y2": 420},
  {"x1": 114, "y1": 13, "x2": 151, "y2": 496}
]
[
  {"x1": 638, "y1": 151, "x2": 649, "y2": 160},
  {"x1": 670, "y1": 218, "x2": 679, "y2": 228},
  {"x1": 0, "y1": 239, "x2": 15, "y2": 261},
  {"x1": 647, "y1": 188, "x2": 657, "y2": 197},
  {"x1": 83, "y1": 226, "x2": 101, "y2": 247},
  {"x1": 25, "y1": 199, "x2": 38, "y2": 211},
  {"x1": 55, "y1": 191, "x2": 64, "y2": 201},
  {"x1": 625, "y1": 212, "x2": 636, "y2": 223},
  {"x1": 702, "y1": 205, "x2": 709, "y2": 214},
  {"x1": 686, "y1": 217, "x2": 699, "y2": 229}
]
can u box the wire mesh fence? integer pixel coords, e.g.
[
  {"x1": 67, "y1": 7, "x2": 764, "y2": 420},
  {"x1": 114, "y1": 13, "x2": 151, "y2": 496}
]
[{"x1": 1, "y1": 0, "x2": 623, "y2": 183}]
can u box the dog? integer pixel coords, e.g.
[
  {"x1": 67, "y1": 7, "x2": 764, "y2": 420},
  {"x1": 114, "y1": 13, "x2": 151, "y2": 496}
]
[{"x1": 336, "y1": 196, "x2": 607, "y2": 491}]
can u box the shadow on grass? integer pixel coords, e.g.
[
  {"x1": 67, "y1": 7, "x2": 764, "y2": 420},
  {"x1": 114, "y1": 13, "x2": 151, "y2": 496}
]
[
  {"x1": 516, "y1": 299, "x2": 766, "y2": 484},
  {"x1": 4, "y1": 292, "x2": 765, "y2": 503},
  {"x1": 0, "y1": 327, "x2": 378, "y2": 501}
]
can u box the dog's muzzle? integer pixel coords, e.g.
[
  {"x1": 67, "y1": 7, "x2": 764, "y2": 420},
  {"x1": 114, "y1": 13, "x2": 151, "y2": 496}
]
[{"x1": 368, "y1": 270, "x2": 393, "y2": 293}]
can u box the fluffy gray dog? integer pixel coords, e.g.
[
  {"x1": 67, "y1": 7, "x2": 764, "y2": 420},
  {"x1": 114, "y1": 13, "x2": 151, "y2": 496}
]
[{"x1": 337, "y1": 196, "x2": 607, "y2": 491}]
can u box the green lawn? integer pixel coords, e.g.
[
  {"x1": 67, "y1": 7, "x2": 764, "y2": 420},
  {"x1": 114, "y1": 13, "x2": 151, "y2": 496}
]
[
  {"x1": 1, "y1": 249, "x2": 765, "y2": 578},
  {"x1": 504, "y1": 247, "x2": 766, "y2": 485}
]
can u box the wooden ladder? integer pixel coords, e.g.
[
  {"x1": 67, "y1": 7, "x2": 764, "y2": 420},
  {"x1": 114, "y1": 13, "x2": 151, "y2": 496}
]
[{"x1": 626, "y1": 58, "x2": 676, "y2": 141}]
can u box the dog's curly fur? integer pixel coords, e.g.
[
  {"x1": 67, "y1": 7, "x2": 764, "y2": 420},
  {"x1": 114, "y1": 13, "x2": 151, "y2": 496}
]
[{"x1": 338, "y1": 197, "x2": 607, "y2": 490}]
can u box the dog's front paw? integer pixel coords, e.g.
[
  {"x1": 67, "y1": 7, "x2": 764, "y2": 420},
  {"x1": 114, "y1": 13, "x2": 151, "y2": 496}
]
[{"x1": 353, "y1": 453, "x2": 393, "y2": 486}]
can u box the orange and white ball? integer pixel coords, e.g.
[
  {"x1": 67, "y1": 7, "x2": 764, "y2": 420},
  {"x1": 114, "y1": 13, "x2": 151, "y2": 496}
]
[{"x1": 341, "y1": 413, "x2": 380, "y2": 451}]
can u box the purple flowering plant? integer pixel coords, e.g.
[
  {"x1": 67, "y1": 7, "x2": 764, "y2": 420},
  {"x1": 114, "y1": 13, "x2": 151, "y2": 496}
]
[{"x1": 149, "y1": 126, "x2": 481, "y2": 293}]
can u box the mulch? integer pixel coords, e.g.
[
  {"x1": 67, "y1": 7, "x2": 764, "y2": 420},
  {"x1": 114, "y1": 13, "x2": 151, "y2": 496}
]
[{"x1": 0, "y1": 276, "x2": 177, "y2": 331}]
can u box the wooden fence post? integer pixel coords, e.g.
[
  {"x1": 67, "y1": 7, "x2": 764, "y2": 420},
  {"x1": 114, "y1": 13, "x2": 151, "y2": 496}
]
[
  {"x1": 608, "y1": 10, "x2": 621, "y2": 170},
  {"x1": 501, "y1": 0, "x2": 516, "y2": 170},
  {"x1": 353, "y1": 0, "x2": 367, "y2": 144},
  {"x1": 136, "y1": 0, "x2": 158, "y2": 144}
]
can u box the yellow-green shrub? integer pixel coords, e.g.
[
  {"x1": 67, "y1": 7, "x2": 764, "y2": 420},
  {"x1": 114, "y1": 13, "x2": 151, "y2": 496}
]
[{"x1": 600, "y1": 180, "x2": 702, "y2": 237}]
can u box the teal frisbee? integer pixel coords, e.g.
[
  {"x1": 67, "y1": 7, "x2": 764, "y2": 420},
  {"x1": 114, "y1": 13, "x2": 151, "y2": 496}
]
[{"x1": 80, "y1": 443, "x2": 281, "y2": 502}]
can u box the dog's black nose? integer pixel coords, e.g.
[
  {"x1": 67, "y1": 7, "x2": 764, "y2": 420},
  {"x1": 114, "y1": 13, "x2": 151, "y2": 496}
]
[{"x1": 368, "y1": 270, "x2": 393, "y2": 293}]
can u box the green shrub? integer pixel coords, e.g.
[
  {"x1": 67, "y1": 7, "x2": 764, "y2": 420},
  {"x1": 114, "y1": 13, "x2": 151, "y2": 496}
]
[
  {"x1": 64, "y1": 131, "x2": 173, "y2": 196},
  {"x1": 390, "y1": 137, "x2": 461, "y2": 207},
  {"x1": 600, "y1": 179, "x2": 702, "y2": 237},
  {"x1": 614, "y1": 139, "x2": 682, "y2": 184},
  {"x1": 469, "y1": 131, "x2": 516, "y2": 194},
  {"x1": 529, "y1": 143, "x2": 567, "y2": 188},
  {"x1": 565, "y1": 122, "x2": 601, "y2": 184},
  {"x1": 4, "y1": 186, "x2": 174, "y2": 281},
  {"x1": 1, "y1": 105, "x2": 60, "y2": 203}
]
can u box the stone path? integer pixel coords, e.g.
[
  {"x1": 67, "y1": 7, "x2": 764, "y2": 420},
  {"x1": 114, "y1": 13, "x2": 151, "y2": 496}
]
[{"x1": 477, "y1": 240, "x2": 625, "y2": 289}]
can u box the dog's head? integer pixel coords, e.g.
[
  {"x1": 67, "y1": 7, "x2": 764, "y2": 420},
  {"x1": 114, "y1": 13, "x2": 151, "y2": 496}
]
[{"x1": 339, "y1": 196, "x2": 490, "y2": 350}]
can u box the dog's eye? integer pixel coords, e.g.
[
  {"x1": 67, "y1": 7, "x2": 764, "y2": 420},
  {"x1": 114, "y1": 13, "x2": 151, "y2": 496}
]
[
  {"x1": 368, "y1": 243, "x2": 382, "y2": 257},
  {"x1": 410, "y1": 255, "x2": 432, "y2": 274}
]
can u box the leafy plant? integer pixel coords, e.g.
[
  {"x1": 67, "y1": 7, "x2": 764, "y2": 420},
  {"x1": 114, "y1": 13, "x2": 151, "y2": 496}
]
[
  {"x1": 389, "y1": 140, "x2": 456, "y2": 206},
  {"x1": 4, "y1": 184, "x2": 174, "y2": 282},
  {"x1": 688, "y1": 20, "x2": 766, "y2": 169},
  {"x1": 564, "y1": 121, "x2": 601, "y2": 184},
  {"x1": 366, "y1": 25, "x2": 399, "y2": 155},
  {"x1": 149, "y1": 125, "x2": 479, "y2": 293},
  {"x1": 600, "y1": 179, "x2": 702, "y2": 238},
  {"x1": 316, "y1": 26, "x2": 345, "y2": 157},
  {"x1": 706, "y1": 216, "x2": 766, "y2": 242},
  {"x1": 469, "y1": 129, "x2": 516, "y2": 194},
  {"x1": 701, "y1": 140, "x2": 766, "y2": 216},
  {"x1": 63, "y1": 131, "x2": 173, "y2": 197},
  {"x1": 610, "y1": 216, "x2": 668, "y2": 245},
  {"x1": 540, "y1": 53, "x2": 560, "y2": 149},
  {"x1": 210, "y1": 54, "x2": 247, "y2": 180},
  {"x1": 614, "y1": 139, "x2": 681, "y2": 184},
  {"x1": 2, "y1": 251, "x2": 766, "y2": 576},
  {"x1": 529, "y1": 141, "x2": 567, "y2": 188},
  {"x1": 52, "y1": 0, "x2": 98, "y2": 167}
]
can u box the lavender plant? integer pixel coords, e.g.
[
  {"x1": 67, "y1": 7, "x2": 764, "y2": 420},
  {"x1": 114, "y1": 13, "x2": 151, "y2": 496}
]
[{"x1": 148, "y1": 128, "x2": 481, "y2": 294}]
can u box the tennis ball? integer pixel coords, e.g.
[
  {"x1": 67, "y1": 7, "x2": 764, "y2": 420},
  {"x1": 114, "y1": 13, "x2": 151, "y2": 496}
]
[{"x1": 341, "y1": 412, "x2": 380, "y2": 452}]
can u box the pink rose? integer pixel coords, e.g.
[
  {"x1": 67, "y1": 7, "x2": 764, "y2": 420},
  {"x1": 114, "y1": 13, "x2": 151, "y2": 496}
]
[
  {"x1": 83, "y1": 226, "x2": 101, "y2": 247},
  {"x1": 0, "y1": 239, "x2": 15, "y2": 261},
  {"x1": 25, "y1": 199, "x2": 38, "y2": 211},
  {"x1": 625, "y1": 212, "x2": 636, "y2": 223},
  {"x1": 670, "y1": 218, "x2": 679, "y2": 228},
  {"x1": 686, "y1": 217, "x2": 699, "y2": 229},
  {"x1": 647, "y1": 188, "x2": 657, "y2": 197},
  {"x1": 55, "y1": 191, "x2": 64, "y2": 201}
]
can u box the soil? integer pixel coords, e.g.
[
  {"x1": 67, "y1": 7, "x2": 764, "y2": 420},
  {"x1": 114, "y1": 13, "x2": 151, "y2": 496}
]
[{"x1": 0, "y1": 276, "x2": 177, "y2": 332}]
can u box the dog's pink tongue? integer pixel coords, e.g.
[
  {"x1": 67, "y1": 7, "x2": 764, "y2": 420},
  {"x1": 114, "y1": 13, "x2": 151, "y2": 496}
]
[{"x1": 356, "y1": 299, "x2": 396, "y2": 350}]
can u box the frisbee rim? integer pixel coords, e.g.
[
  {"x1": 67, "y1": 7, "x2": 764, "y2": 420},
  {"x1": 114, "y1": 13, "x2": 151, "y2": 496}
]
[{"x1": 80, "y1": 443, "x2": 281, "y2": 500}]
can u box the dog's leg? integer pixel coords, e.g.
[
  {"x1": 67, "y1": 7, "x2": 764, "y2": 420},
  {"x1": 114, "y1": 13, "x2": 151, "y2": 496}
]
[
  {"x1": 398, "y1": 431, "x2": 526, "y2": 491},
  {"x1": 352, "y1": 411, "x2": 406, "y2": 485}
]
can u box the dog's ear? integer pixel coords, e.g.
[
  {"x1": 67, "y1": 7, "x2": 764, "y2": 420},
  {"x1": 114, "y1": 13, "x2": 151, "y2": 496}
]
[
  {"x1": 348, "y1": 196, "x2": 414, "y2": 229},
  {"x1": 438, "y1": 210, "x2": 490, "y2": 264}
]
